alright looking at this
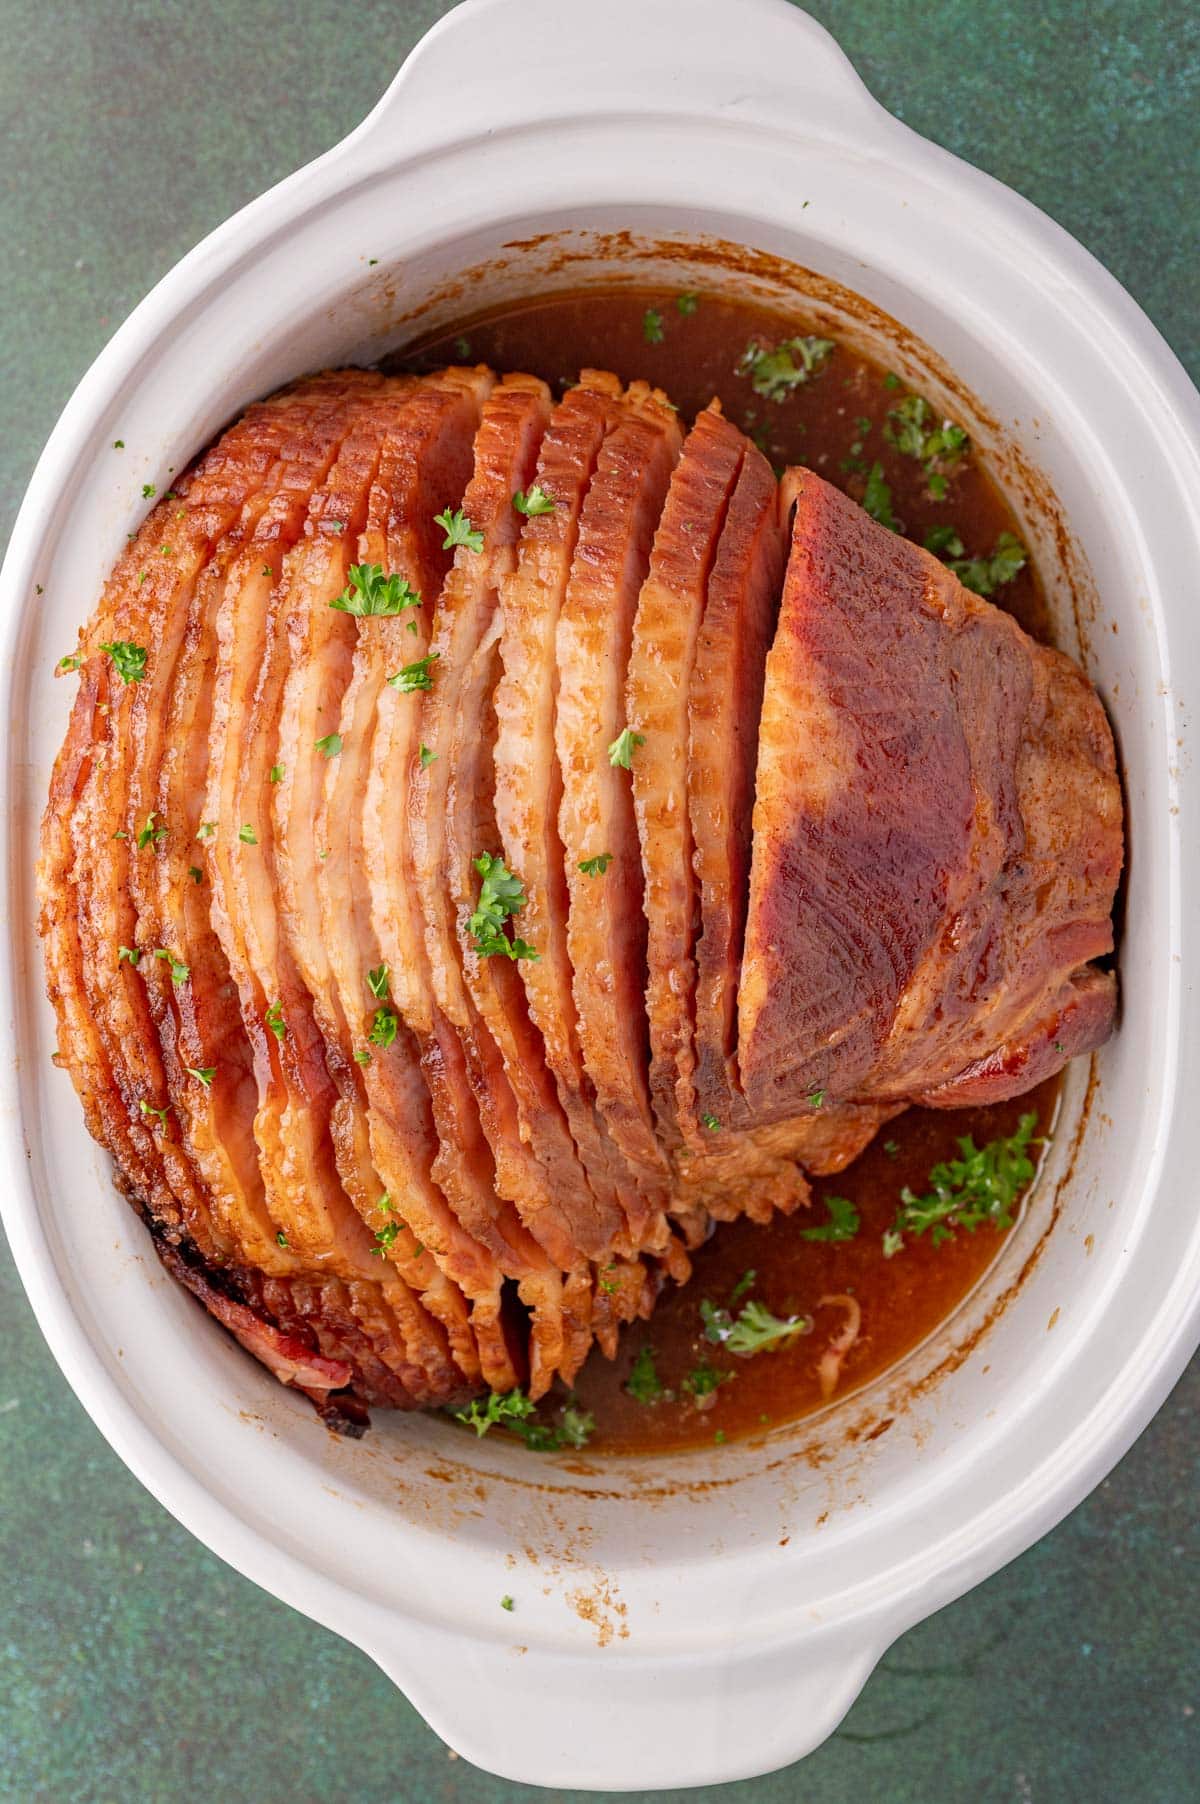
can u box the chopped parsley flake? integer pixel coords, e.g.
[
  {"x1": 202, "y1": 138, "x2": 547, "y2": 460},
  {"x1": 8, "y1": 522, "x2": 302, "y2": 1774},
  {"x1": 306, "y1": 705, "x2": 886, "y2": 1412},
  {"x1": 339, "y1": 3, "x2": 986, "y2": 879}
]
[
  {"x1": 188, "y1": 865, "x2": 203, "y2": 884},
  {"x1": 386, "y1": 653, "x2": 439, "y2": 693},
  {"x1": 238, "y1": 824, "x2": 257, "y2": 845},
  {"x1": 153, "y1": 948, "x2": 190, "y2": 986},
  {"x1": 701, "y1": 1296, "x2": 812, "y2": 1357},
  {"x1": 117, "y1": 945, "x2": 141, "y2": 967},
  {"x1": 314, "y1": 732, "x2": 342, "y2": 758},
  {"x1": 58, "y1": 654, "x2": 82, "y2": 673},
  {"x1": 625, "y1": 1345, "x2": 663, "y2": 1404},
  {"x1": 276, "y1": 1230, "x2": 289, "y2": 1248},
  {"x1": 888, "y1": 1113, "x2": 1039, "y2": 1251},
  {"x1": 468, "y1": 852, "x2": 538, "y2": 961},
  {"x1": 578, "y1": 853, "x2": 612, "y2": 876},
  {"x1": 944, "y1": 531, "x2": 1027, "y2": 598},
  {"x1": 353, "y1": 1048, "x2": 372, "y2": 1066},
  {"x1": 139, "y1": 1098, "x2": 169, "y2": 1125},
  {"x1": 435, "y1": 508, "x2": 484, "y2": 553},
  {"x1": 141, "y1": 483, "x2": 156, "y2": 499},
  {"x1": 736, "y1": 335, "x2": 834, "y2": 401},
  {"x1": 371, "y1": 1221, "x2": 400, "y2": 1257},
  {"x1": 329, "y1": 563, "x2": 422, "y2": 617},
  {"x1": 642, "y1": 307, "x2": 665, "y2": 344},
  {"x1": 452, "y1": 1388, "x2": 594, "y2": 1450},
  {"x1": 807, "y1": 1088, "x2": 825, "y2": 1108},
  {"x1": 186, "y1": 1066, "x2": 216, "y2": 1088},
  {"x1": 269, "y1": 764, "x2": 285, "y2": 784},
  {"x1": 501, "y1": 1594, "x2": 515, "y2": 1612},
  {"x1": 196, "y1": 822, "x2": 216, "y2": 840},
  {"x1": 513, "y1": 485, "x2": 556, "y2": 516},
  {"x1": 683, "y1": 1359, "x2": 733, "y2": 1398},
  {"x1": 861, "y1": 461, "x2": 898, "y2": 533},
  {"x1": 136, "y1": 812, "x2": 167, "y2": 849},
  {"x1": 113, "y1": 439, "x2": 125, "y2": 449},
  {"x1": 366, "y1": 963, "x2": 390, "y2": 1000},
  {"x1": 884, "y1": 391, "x2": 970, "y2": 482},
  {"x1": 798, "y1": 1194, "x2": 860, "y2": 1243},
  {"x1": 265, "y1": 1000, "x2": 286, "y2": 1041},
  {"x1": 607, "y1": 727, "x2": 644, "y2": 768},
  {"x1": 418, "y1": 743, "x2": 437, "y2": 768},
  {"x1": 676, "y1": 291, "x2": 699, "y2": 316},
  {"x1": 701, "y1": 1112, "x2": 721, "y2": 1132},
  {"x1": 100, "y1": 640, "x2": 147, "y2": 684},
  {"x1": 369, "y1": 1007, "x2": 398, "y2": 1048}
]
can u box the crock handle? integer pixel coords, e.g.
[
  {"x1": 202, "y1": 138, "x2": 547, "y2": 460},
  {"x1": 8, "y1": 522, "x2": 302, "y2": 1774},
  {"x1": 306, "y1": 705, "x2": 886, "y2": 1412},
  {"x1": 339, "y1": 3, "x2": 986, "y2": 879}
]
[
  {"x1": 354, "y1": 0, "x2": 880, "y2": 161},
  {"x1": 366, "y1": 1619, "x2": 882, "y2": 1788}
]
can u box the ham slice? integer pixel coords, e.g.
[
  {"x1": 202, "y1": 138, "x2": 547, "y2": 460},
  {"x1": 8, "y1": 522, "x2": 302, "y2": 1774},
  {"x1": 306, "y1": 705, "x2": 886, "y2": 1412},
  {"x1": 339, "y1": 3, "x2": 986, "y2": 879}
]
[
  {"x1": 555, "y1": 382, "x2": 683, "y2": 1198},
  {"x1": 493, "y1": 373, "x2": 658, "y2": 1252},
  {"x1": 627, "y1": 402, "x2": 746, "y2": 1155}
]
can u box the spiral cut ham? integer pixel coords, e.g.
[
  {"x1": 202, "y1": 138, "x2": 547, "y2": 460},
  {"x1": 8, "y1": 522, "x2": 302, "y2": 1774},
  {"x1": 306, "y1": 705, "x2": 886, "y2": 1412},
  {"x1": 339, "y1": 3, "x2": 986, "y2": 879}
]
[{"x1": 39, "y1": 367, "x2": 1122, "y2": 1426}]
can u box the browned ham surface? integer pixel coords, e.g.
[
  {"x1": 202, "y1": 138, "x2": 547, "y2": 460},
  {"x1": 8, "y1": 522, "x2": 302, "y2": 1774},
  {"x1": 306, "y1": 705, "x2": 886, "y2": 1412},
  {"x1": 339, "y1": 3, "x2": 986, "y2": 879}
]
[{"x1": 39, "y1": 368, "x2": 1122, "y2": 1423}]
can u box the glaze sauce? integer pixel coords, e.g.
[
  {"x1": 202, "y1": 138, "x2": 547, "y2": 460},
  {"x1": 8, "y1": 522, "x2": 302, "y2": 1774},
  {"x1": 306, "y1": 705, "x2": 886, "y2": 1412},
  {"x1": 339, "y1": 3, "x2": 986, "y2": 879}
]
[{"x1": 405, "y1": 287, "x2": 1056, "y2": 1452}]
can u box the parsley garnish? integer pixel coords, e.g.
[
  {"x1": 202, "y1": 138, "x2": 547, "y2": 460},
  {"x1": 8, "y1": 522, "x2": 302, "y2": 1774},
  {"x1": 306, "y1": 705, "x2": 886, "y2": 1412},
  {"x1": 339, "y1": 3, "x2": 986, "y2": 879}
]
[
  {"x1": 513, "y1": 486, "x2": 556, "y2": 516},
  {"x1": 945, "y1": 531, "x2": 1027, "y2": 598},
  {"x1": 701, "y1": 1296, "x2": 812, "y2": 1357},
  {"x1": 676, "y1": 291, "x2": 699, "y2": 316},
  {"x1": 188, "y1": 865, "x2": 203, "y2": 884},
  {"x1": 353, "y1": 1048, "x2": 372, "y2": 1066},
  {"x1": 862, "y1": 462, "x2": 898, "y2": 532},
  {"x1": 196, "y1": 822, "x2": 216, "y2": 840},
  {"x1": 100, "y1": 640, "x2": 147, "y2": 684},
  {"x1": 643, "y1": 307, "x2": 665, "y2": 344},
  {"x1": 682, "y1": 1360, "x2": 733, "y2": 1398},
  {"x1": 276, "y1": 1230, "x2": 289, "y2": 1248},
  {"x1": 501, "y1": 1594, "x2": 515, "y2": 1612},
  {"x1": 117, "y1": 945, "x2": 141, "y2": 967},
  {"x1": 141, "y1": 483, "x2": 156, "y2": 499},
  {"x1": 625, "y1": 1345, "x2": 663, "y2": 1404},
  {"x1": 314, "y1": 732, "x2": 342, "y2": 758},
  {"x1": 884, "y1": 392, "x2": 970, "y2": 491},
  {"x1": 153, "y1": 948, "x2": 190, "y2": 986},
  {"x1": 799, "y1": 1194, "x2": 860, "y2": 1243},
  {"x1": 883, "y1": 1139, "x2": 900, "y2": 1159},
  {"x1": 136, "y1": 812, "x2": 166, "y2": 849},
  {"x1": 238, "y1": 824, "x2": 257, "y2": 845},
  {"x1": 386, "y1": 653, "x2": 439, "y2": 693},
  {"x1": 578, "y1": 853, "x2": 612, "y2": 876},
  {"x1": 186, "y1": 1066, "x2": 216, "y2": 1088},
  {"x1": 369, "y1": 1007, "x2": 398, "y2": 1048},
  {"x1": 701, "y1": 1112, "x2": 721, "y2": 1132},
  {"x1": 269, "y1": 764, "x2": 284, "y2": 784},
  {"x1": 607, "y1": 727, "x2": 644, "y2": 768},
  {"x1": 265, "y1": 1000, "x2": 286, "y2": 1041},
  {"x1": 113, "y1": 439, "x2": 125, "y2": 449},
  {"x1": 729, "y1": 1269, "x2": 755, "y2": 1305},
  {"x1": 435, "y1": 508, "x2": 484, "y2": 553},
  {"x1": 418, "y1": 743, "x2": 437, "y2": 768},
  {"x1": 887, "y1": 1113, "x2": 1039, "y2": 1251},
  {"x1": 808, "y1": 1088, "x2": 825, "y2": 1108},
  {"x1": 139, "y1": 1098, "x2": 169, "y2": 1125},
  {"x1": 329, "y1": 563, "x2": 422, "y2": 617},
  {"x1": 454, "y1": 1388, "x2": 537, "y2": 1437},
  {"x1": 736, "y1": 335, "x2": 834, "y2": 401},
  {"x1": 57, "y1": 654, "x2": 82, "y2": 673},
  {"x1": 452, "y1": 1387, "x2": 593, "y2": 1451},
  {"x1": 366, "y1": 963, "x2": 389, "y2": 999},
  {"x1": 467, "y1": 852, "x2": 538, "y2": 961},
  {"x1": 371, "y1": 1221, "x2": 400, "y2": 1257}
]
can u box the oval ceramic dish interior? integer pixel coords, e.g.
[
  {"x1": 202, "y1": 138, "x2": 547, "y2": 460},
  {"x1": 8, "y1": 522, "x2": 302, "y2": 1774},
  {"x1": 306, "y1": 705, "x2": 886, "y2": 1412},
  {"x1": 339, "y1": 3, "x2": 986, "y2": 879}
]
[{"x1": 2, "y1": 1, "x2": 1197, "y2": 1789}]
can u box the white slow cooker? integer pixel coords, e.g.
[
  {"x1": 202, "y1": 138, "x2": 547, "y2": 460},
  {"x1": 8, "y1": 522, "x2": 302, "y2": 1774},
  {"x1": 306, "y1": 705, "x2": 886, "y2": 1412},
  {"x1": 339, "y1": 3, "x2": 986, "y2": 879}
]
[{"x1": 2, "y1": 0, "x2": 1197, "y2": 1788}]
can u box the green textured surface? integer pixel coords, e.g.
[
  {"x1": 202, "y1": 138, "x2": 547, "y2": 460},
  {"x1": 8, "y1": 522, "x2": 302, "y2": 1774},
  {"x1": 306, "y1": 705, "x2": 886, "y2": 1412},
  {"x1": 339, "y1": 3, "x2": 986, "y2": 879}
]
[{"x1": 1, "y1": 1, "x2": 1197, "y2": 1798}]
